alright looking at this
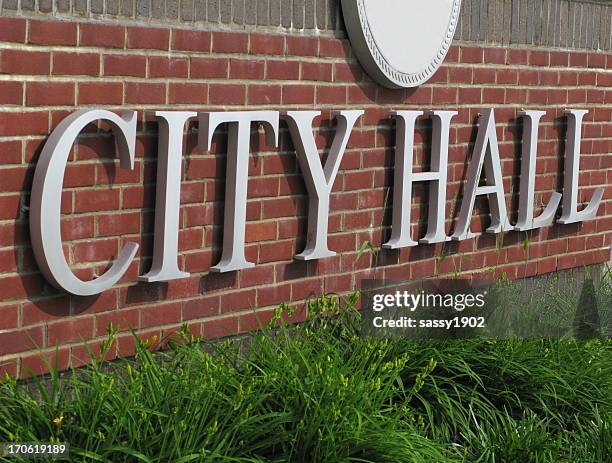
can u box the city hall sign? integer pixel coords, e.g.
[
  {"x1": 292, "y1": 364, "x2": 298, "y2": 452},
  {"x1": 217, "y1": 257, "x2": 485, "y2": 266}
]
[
  {"x1": 26, "y1": 1, "x2": 604, "y2": 296},
  {"x1": 30, "y1": 108, "x2": 604, "y2": 296}
]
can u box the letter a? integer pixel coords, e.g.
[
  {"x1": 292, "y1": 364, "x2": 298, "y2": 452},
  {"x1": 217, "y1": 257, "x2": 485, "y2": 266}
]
[{"x1": 452, "y1": 109, "x2": 511, "y2": 240}]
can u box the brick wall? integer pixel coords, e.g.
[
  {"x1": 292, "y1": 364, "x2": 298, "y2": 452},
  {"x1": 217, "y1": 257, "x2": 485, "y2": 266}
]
[{"x1": 0, "y1": 15, "x2": 610, "y2": 378}]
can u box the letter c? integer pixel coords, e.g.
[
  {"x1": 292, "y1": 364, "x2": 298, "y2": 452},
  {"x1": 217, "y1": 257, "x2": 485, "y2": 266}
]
[{"x1": 30, "y1": 110, "x2": 139, "y2": 296}]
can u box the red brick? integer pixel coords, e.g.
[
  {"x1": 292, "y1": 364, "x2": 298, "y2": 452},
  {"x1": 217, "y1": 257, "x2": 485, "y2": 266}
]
[
  {"x1": 404, "y1": 86, "x2": 432, "y2": 104},
  {"x1": 78, "y1": 82, "x2": 124, "y2": 105},
  {"x1": 0, "y1": 305, "x2": 18, "y2": 330},
  {"x1": 142, "y1": 302, "x2": 182, "y2": 327},
  {"x1": 302, "y1": 62, "x2": 333, "y2": 81},
  {"x1": 212, "y1": 31, "x2": 248, "y2": 53},
  {"x1": 458, "y1": 87, "x2": 481, "y2": 104},
  {"x1": 0, "y1": 273, "x2": 46, "y2": 301},
  {"x1": 245, "y1": 222, "x2": 277, "y2": 242},
  {"x1": 239, "y1": 309, "x2": 276, "y2": 332},
  {"x1": 221, "y1": 289, "x2": 257, "y2": 313},
  {"x1": 172, "y1": 29, "x2": 211, "y2": 52},
  {"x1": 0, "y1": 81, "x2": 23, "y2": 105},
  {"x1": 497, "y1": 69, "x2": 518, "y2": 85},
  {"x1": 103, "y1": 54, "x2": 146, "y2": 77},
  {"x1": 550, "y1": 51, "x2": 569, "y2": 67},
  {"x1": 240, "y1": 266, "x2": 275, "y2": 287},
  {"x1": 61, "y1": 216, "x2": 95, "y2": 240},
  {"x1": 209, "y1": 84, "x2": 246, "y2": 105},
  {"x1": 0, "y1": 17, "x2": 26, "y2": 43},
  {"x1": 75, "y1": 189, "x2": 120, "y2": 212},
  {"x1": 0, "y1": 165, "x2": 31, "y2": 191},
  {"x1": 80, "y1": 23, "x2": 125, "y2": 48},
  {"x1": 317, "y1": 86, "x2": 346, "y2": 104},
  {"x1": 26, "y1": 82, "x2": 75, "y2": 106},
  {"x1": 483, "y1": 47, "x2": 506, "y2": 64},
  {"x1": 432, "y1": 87, "x2": 457, "y2": 104},
  {"x1": 21, "y1": 349, "x2": 70, "y2": 378},
  {"x1": 558, "y1": 71, "x2": 578, "y2": 86},
  {"x1": 259, "y1": 241, "x2": 294, "y2": 263},
  {"x1": 0, "y1": 248, "x2": 17, "y2": 273},
  {"x1": 73, "y1": 238, "x2": 119, "y2": 263},
  {"x1": 0, "y1": 111, "x2": 48, "y2": 136},
  {"x1": 473, "y1": 67, "x2": 496, "y2": 84},
  {"x1": 287, "y1": 36, "x2": 318, "y2": 56},
  {"x1": 319, "y1": 37, "x2": 349, "y2": 58},
  {"x1": 48, "y1": 317, "x2": 94, "y2": 345},
  {"x1": 460, "y1": 46, "x2": 483, "y2": 64},
  {"x1": 428, "y1": 66, "x2": 448, "y2": 84},
  {"x1": 149, "y1": 56, "x2": 189, "y2": 78},
  {"x1": 445, "y1": 45, "x2": 459, "y2": 62},
  {"x1": 567, "y1": 89, "x2": 586, "y2": 104},
  {"x1": 202, "y1": 316, "x2": 238, "y2": 339},
  {"x1": 578, "y1": 71, "x2": 596, "y2": 86},
  {"x1": 0, "y1": 327, "x2": 44, "y2": 355},
  {"x1": 98, "y1": 212, "x2": 141, "y2": 236},
  {"x1": 569, "y1": 52, "x2": 588, "y2": 68},
  {"x1": 292, "y1": 278, "x2": 324, "y2": 300},
  {"x1": 230, "y1": 59, "x2": 265, "y2": 79},
  {"x1": 587, "y1": 52, "x2": 606, "y2": 69},
  {"x1": 29, "y1": 19, "x2": 77, "y2": 46},
  {"x1": 127, "y1": 26, "x2": 169, "y2": 50},
  {"x1": 334, "y1": 62, "x2": 363, "y2": 82},
  {"x1": 529, "y1": 50, "x2": 550, "y2": 66},
  {"x1": 482, "y1": 87, "x2": 505, "y2": 104},
  {"x1": 0, "y1": 140, "x2": 22, "y2": 165},
  {"x1": 169, "y1": 83, "x2": 208, "y2": 104},
  {"x1": 258, "y1": 283, "x2": 291, "y2": 307},
  {"x1": 191, "y1": 57, "x2": 229, "y2": 78},
  {"x1": 96, "y1": 309, "x2": 140, "y2": 335},
  {"x1": 282, "y1": 85, "x2": 315, "y2": 104},
  {"x1": 267, "y1": 59, "x2": 300, "y2": 80},
  {"x1": 247, "y1": 84, "x2": 282, "y2": 105},
  {"x1": 0, "y1": 49, "x2": 50, "y2": 75},
  {"x1": 250, "y1": 33, "x2": 285, "y2": 55},
  {"x1": 53, "y1": 52, "x2": 100, "y2": 76},
  {"x1": 125, "y1": 82, "x2": 166, "y2": 104},
  {"x1": 181, "y1": 296, "x2": 219, "y2": 322},
  {"x1": 507, "y1": 49, "x2": 528, "y2": 65}
]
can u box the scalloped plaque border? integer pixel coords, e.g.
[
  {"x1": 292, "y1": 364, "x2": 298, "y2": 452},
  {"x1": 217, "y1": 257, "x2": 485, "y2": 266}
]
[{"x1": 343, "y1": 0, "x2": 462, "y2": 88}]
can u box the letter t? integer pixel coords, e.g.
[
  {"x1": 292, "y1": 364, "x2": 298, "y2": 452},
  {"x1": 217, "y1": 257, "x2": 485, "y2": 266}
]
[{"x1": 199, "y1": 111, "x2": 279, "y2": 272}]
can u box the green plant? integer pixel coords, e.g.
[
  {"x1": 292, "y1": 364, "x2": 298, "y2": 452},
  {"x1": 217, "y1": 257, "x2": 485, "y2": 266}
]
[{"x1": 0, "y1": 290, "x2": 610, "y2": 462}]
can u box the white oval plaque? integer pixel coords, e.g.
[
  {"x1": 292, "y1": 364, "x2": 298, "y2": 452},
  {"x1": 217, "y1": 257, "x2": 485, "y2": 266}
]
[{"x1": 341, "y1": 0, "x2": 462, "y2": 88}]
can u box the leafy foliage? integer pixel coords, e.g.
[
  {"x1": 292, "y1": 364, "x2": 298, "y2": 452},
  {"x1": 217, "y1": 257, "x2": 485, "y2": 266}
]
[{"x1": 0, "y1": 292, "x2": 610, "y2": 462}]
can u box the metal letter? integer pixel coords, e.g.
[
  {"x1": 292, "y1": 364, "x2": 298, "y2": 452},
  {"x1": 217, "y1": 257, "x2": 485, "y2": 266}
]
[
  {"x1": 514, "y1": 110, "x2": 562, "y2": 231},
  {"x1": 557, "y1": 109, "x2": 604, "y2": 224},
  {"x1": 384, "y1": 110, "x2": 456, "y2": 249},
  {"x1": 452, "y1": 109, "x2": 511, "y2": 240},
  {"x1": 284, "y1": 110, "x2": 364, "y2": 260},
  {"x1": 140, "y1": 111, "x2": 197, "y2": 282},
  {"x1": 199, "y1": 111, "x2": 279, "y2": 272},
  {"x1": 30, "y1": 110, "x2": 138, "y2": 296}
]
